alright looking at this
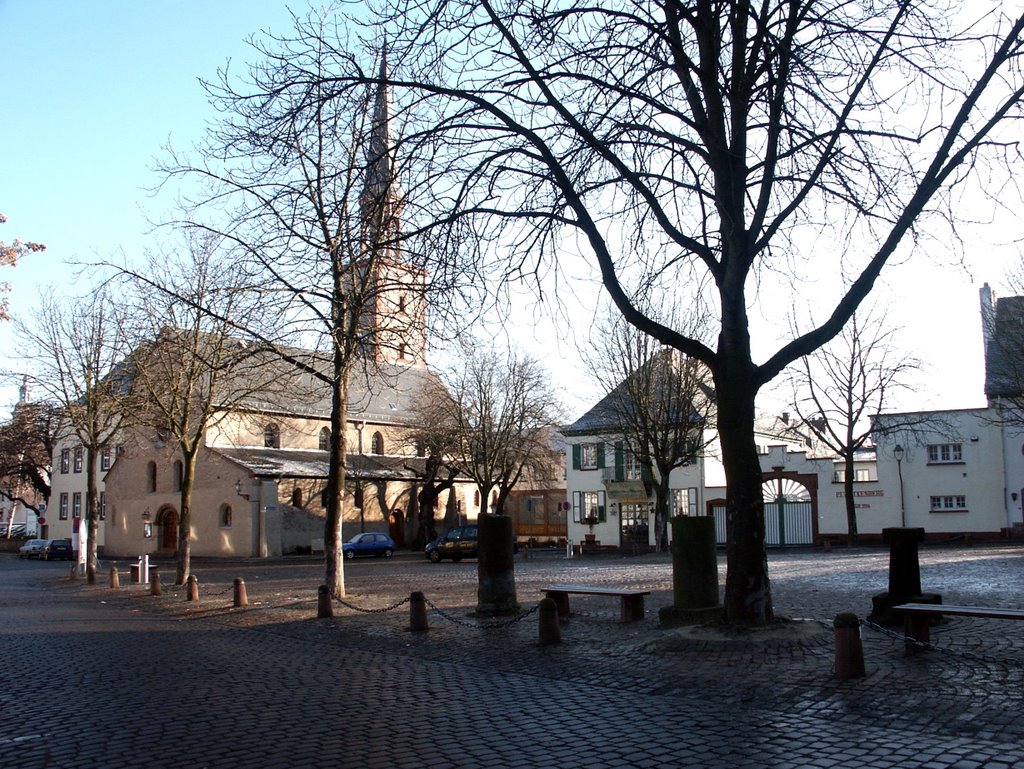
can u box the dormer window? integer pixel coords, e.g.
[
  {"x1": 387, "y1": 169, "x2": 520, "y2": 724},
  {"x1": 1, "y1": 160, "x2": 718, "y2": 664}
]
[{"x1": 264, "y1": 423, "x2": 280, "y2": 449}]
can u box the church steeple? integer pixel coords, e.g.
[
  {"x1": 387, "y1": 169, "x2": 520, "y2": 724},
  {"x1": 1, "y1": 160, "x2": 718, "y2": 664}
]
[{"x1": 361, "y1": 45, "x2": 402, "y2": 247}]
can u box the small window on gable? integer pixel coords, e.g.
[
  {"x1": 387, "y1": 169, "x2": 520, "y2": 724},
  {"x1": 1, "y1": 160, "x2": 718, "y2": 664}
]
[
  {"x1": 371, "y1": 431, "x2": 384, "y2": 455},
  {"x1": 291, "y1": 488, "x2": 303, "y2": 508},
  {"x1": 100, "y1": 446, "x2": 112, "y2": 471},
  {"x1": 319, "y1": 427, "x2": 331, "y2": 451},
  {"x1": 147, "y1": 461, "x2": 157, "y2": 493},
  {"x1": 264, "y1": 423, "x2": 280, "y2": 449}
]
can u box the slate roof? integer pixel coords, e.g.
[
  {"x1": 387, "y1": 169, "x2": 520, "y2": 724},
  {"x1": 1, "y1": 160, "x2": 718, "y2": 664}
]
[
  {"x1": 212, "y1": 446, "x2": 434, "y2": 482},
  {"x1": 984, "y1": 295, "x2": 1024, "y2": 399}
]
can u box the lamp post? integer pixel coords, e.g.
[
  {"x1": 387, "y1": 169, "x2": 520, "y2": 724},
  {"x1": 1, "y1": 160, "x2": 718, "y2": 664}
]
[{"x1": 893, "y1": 444, "x2": 906, "y2": 527}]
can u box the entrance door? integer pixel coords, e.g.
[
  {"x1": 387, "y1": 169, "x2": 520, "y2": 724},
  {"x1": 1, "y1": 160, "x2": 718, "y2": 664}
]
[
  {"x1": 762, "y1": 479, "x2": 813, "y2": 546},
  {"x1": 619, "y1": 504, "x2": 650, "y2": 549},
  {"x1": 160, "y1": 508, "x2": 179, "y2": 553}
]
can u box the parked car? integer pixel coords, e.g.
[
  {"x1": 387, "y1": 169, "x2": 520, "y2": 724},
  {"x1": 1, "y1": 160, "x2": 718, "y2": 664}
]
[
  {"x1": 425, "y1": 525, "x2": 480, "y2": 563},
  {"x1": 18, "y1": 539, "x2": 47, "y2": 559},
  {"x1": 40, "y1": 539, "x2": 73, "y2": 561},
  {"x1": 342, "y1": 532, "x2": 395, "y2": 559}
]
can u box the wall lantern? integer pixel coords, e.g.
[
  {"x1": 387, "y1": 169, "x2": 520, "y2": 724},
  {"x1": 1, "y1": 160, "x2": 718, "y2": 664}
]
[{"x1": 234, "y1": 479, "x2": 251, "y2": 501}]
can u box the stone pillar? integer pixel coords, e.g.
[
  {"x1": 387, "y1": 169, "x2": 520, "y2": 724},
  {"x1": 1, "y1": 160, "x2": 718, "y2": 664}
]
[
  {"x1": 476, "y1": 515, "x2": 519, "y2": 616},
  {"x1": 659, "y1": 516, "x2": 722, "y2": 627},
  {"x1": 869, "y1": 527, "x2": 941, "y2": 625}
]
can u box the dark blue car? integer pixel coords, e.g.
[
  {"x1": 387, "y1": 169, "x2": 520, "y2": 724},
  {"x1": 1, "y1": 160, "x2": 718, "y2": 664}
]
[{"x1": 342, "y1": 532, "x2": 395, "y2": 559}]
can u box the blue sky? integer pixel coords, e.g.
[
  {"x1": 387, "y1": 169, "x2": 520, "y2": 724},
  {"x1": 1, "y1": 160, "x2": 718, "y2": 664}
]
[{"x1": 0, "y1": 1, "x2": 1018, "y2": 419}]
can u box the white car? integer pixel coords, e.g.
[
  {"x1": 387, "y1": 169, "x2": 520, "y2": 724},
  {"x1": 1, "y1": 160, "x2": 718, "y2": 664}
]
[{"x1": 18, "y1": 539, "x2": 47, "y2": 559}]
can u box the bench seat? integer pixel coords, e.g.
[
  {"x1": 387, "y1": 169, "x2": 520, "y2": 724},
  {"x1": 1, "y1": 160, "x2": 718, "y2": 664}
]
[
  {"x1": 542, "y1": 584, "x2": 651, "y2": 622},
  {"x1": 893, "y1": 603, "x2": 1024, "y2": 651}
]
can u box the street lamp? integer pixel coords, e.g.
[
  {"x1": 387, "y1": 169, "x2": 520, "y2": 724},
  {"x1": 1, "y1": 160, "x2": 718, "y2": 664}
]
[{"x1": 893, "y1": 444, "x2": 906, "y2": 527}]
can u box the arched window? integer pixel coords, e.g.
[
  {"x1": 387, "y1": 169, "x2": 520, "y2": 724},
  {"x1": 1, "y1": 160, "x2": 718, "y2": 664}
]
[
  {"x1": 220, "y1": 504, "x2": 233, "y2": 528},
  {"x1": 264, "y1": 423, "x2": 280, "y2": 448},
  {"x1": 147, "y1": 461, "x2": 157, "y2": 493},
  {"x1": 371, "y1": 431, "x2": 384, "y2": 455},
  {"x1": 473, "y1": 489, "x2": 481, "y2": 507},
  {"x1": 291, "y1": 487, "x2": 303, "y2": 508},
  {"x1": 319, "y1": 427, "x2": 331, "y2": 451},
  {"x1": 172, "y1": 460, "x2": 183, "y2": 492}
]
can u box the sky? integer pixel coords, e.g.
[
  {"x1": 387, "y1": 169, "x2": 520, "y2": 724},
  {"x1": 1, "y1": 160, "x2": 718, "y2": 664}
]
[{"x1": 1, "y1": 1, "x2": 1020, "y2": 423}]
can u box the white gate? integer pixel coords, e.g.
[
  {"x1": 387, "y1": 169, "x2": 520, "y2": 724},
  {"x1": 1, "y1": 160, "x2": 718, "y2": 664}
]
[{"x1": 709, "y1": 479, "x2": 814, "y2": 547}]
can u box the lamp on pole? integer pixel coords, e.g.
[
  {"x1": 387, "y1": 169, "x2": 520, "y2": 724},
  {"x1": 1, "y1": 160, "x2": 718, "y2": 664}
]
[{"x1": 893, "y1": 444, "x2": 906, "y2": 527}]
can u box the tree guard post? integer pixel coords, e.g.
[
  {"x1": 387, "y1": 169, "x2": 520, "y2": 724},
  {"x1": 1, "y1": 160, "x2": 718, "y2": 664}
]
[
  {"x1": 109, "y1": 565, "x2": 120, "y2": 590},
  {"x1": 186, "y1": 574, "x2": 199, "y2": 602},
  {"x1": 233, "y1": 577, "x2": 248, "y2": 607},
  {"x1": 833, "y1": 612, "x2": 866, "y2": 680}
]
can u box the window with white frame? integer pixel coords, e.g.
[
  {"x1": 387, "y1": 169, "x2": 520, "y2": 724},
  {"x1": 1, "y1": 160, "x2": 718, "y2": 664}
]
[
  {"x1": 99, "y1": 492, "x2": 106, "y2": 520},
  {"x1": 59, "y1": 493, "x2": 68, "y2": 520},
  {"x1": 623, "y1": 447, "x2": 642, "y2": 481},
  {"x1": 60, "y1": 449, "x2": 70, "y2": 474},
  {"x1": 73, "y1": 447, "x2": 83, "y2": 473},
  {"x1": 72, "y1": 492, "x2": 82, "y2": 519},
  {"x1": 100, "y1": 446, "x2": 111, "y2": 471},
  {"x1": 927, "y1": 443, "x2": 962, "y2": 464},
  {"x1": 673, "y1": 487, "x2": 699, "y2": 516},
  {"x1": 580, "y1": 442, "x2": 598, "y2": 469},
  {"x1": 572, "y1": 490, "x2": 606, "y2": 524},
  {"x1": 930, "y1": 495, "x2": 967, "y2": 511}
]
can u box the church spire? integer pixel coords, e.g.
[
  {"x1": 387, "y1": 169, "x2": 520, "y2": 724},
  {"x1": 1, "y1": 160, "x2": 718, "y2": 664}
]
[{"x1": 361, "y1": 44, "x2": 401, "y2": 245}]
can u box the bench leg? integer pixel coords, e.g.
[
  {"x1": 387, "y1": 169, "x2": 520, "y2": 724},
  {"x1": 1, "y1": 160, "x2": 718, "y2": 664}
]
[
  {"x1": 903, "y1": 614, "x2": 930, "y2": 655},
  {"x1": 546, "y1": 591, "x2": 571, "y2": 618},
  {"x1": 621, "y1": 595, "x2": 645, "y2": 622}
]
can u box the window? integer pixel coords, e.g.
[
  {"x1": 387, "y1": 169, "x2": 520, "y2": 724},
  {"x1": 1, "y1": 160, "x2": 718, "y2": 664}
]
[
  {"x1": 834, "y1": 468, "x2": 876, "y2": 482},
  {"x1": 572, "y1": 490, "x2": 606, "y2": 524},
  {"x1": 371, "y1": 431, "x2": 384, "y2": 455},
  {"x1": 59, "y1": 493, "x2": 68, "y2": 520},
  {"x1": 319, "y1": 427, "x2": 330, "y2": 451},
  {"x1": 173, "y1": 460, "x2": 183, "y2": 492},
  {"x1": 674, "y1": 488, "x2": 699, "y2": 516},
  {"x1": 73, "y1": 447, "x2": 83, "y2": 473},
  {"x1": 930, "y1": 495, "x2": 967, "y2": 511},
  {"x1": 99, "y1": 492, "x2": 106, "y2": 520},
  {"x1": 264, "y1": 423, "x2": 280, "y2": 449},
  {"x1": 60, "y1": 449, "x2": 70, "y2": 474},
  {"x1": 72, "y1": 492, "x2": 82, "y2": 519},
  {"x1": 927, "y1": 443, "x2": 962, "y2": 464},
  {"x1": 100, "y1": 446, "x2": 111, "y2": 471},
  {"x1": 147, "y1": 461, "x2": 157, "y2": 493},
  {"x1": 623, "y1": 449, "x2": 642, "y2": 481},
  {"x1": 220, "y1": 504, "x2": 233, "y2": 528},
  {"x1": 354, "y1": 485, "x2": 364, "y2": 508},
  {"x1": 291, "y1": 488, "x2": 303, "y2": 507},
  {"x1": 581, "y1": 443, "x2": 598, "y2": 469}
]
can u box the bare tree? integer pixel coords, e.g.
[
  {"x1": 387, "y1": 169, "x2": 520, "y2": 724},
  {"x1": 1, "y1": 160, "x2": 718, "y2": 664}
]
[
  {"x1": 434, "y1": 344, "x2": 564, "y2": 518},
  {"x1": 787, "y1": 309, "x2": 921, "y2": 546},
  {"x1": 0, "y1": 396, "x2": 59, "y2": 515},
  {"x1": 306, "y1": 1, "x2": 1024, "y2": 624},
  {"x1": 15, "y1": 287, "x2": 136, "y2": 583},
  {"x1": 124, "y1": 232, "x2": 282, "y2": 585},
  {"x1": 155, "y1": 14, "x2": 439, "y2": 598},
  {"x1": 585, "y1": 311, "x2": 716, "y2": 552},
  {"x1": 0, "y1": 213, "x2": 45, "y2": 321}
]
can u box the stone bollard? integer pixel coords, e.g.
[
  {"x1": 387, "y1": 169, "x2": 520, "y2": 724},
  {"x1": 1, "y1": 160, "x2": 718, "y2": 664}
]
[
  {"x1": 69, "y1": 564, "x2": 77, "y2": 581},
  {"x1": 317, "y1": 585, "x2": 333, "y2": 618},
  {"x1": 186, "y1": 574, "x2": 199, "y2": 602},
  {"x1": 833, "y1": 612, "x2": 866, "y2": 680},
  {"x1": 538, "y1": 597, "x2": 561, "y2": 646},
  {"x1": 109, "y1": 566, "x2": 120, "y2": 590},
  {"x1": 149, "y1": 569, "x2": 162, "y2": 596},
  {"x1": 409, "y1": 591, "x2": 428, "y2": 632},
  {"x1": 233, "y1": 577, "x2": 248, "y2": 608}
]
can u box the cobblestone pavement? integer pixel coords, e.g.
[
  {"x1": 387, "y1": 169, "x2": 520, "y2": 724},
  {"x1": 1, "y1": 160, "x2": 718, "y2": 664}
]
[{"x1": 2, "y1": 543, "x2": 1023, "y2": 768}]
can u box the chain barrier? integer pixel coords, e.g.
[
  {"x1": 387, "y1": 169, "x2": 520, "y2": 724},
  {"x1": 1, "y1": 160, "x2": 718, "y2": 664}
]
[
  {"x1": 423, "y1": 596, "x2": 540, "y2": 630},
  {"x1": 860, "y1": 618, "x2": 1024, "y2": 669},
  {"x1": 332, "y1": 595, "x2": 411, "y2": 614}
]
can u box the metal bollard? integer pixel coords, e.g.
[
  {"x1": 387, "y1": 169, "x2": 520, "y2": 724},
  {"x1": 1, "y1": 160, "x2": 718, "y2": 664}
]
[
  {"x1": 538, "y1": 597, "x2": 561, "y2": 646},
  {"x1": 186, "y1": 574, "x2": 199, "y2": 602},
  {"x1": 317, "y1": 584, "x2": 333, "y2": 618},
  {"x1": 109, "y1": 566, "x2": 120, "y2": 590},
  {"x1": 69, "y1": 564, "x2": 77, "y2": 580},
  {"x1": 149, "y1": 569, "x2": 162, "y2": 596},
  {"x1": 833, "y1": 612, "x2": 865, "y2": 679},
  {"x1": 409, "y1": 591, "x2": 428, "y2": 632},
  {"x1": 233, "y1": 577, "x2": 248, "y2": 607}
]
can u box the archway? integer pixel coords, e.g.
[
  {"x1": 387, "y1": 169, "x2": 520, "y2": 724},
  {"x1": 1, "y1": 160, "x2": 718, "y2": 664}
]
[{"x1": 157, "y1": 506, "x2": 179, "y2": 554}]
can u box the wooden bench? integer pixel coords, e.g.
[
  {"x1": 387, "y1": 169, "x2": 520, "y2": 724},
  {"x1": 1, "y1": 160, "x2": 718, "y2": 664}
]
[
  {"x1": 542, "y1": 584, "x2": 650, "y2": 622},
  {"x1": 893, "y1": 603, "x2": 1024, "y2": 652}
]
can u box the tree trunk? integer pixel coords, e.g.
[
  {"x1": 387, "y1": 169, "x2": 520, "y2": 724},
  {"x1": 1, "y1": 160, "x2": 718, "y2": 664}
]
[
  {"x1": 175, "y1": 448, "x2": 199, "y2": 585},
  {"x1": 843, "y1": 452, "x2": 859, "y2": 547},
  {"x1": 324, "y1": 366, "x2": 348, "y2": 599},
  {"x1": 717, "y1": 369, "x2": 774, "y2": 625},
  {"x1": 653, "y1": 470, "x2": 672, "y2": 552},
  {"x1": 84, "y1": 448, "x2": 99, "y2": 584}
]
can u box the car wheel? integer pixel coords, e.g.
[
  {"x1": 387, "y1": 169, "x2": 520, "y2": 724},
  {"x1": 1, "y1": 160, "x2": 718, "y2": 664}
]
[
  {"x1": 427, "y1": 549, "x2": 441, "y2": 563},
  {"x1": 383, "y1": 548, "x2": 393, "y2": 558},
  {"x1": 344, "y1": 550, "x2": 355, "y2": 560}
]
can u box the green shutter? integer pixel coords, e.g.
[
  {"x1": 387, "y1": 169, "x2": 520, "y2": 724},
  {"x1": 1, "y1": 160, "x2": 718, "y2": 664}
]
[
  {"x1": 641, "y1": 463, "x2": 654, "y2": 483},
  {"x1": 614, "y1": 441, "x2": 624, "y2": 481},
  {"x1": 572, "y1": 444, "x2": 581, "y2": 470},
  {"x1": 596, "y1": 442, "x2": 606, "y2": 469}
]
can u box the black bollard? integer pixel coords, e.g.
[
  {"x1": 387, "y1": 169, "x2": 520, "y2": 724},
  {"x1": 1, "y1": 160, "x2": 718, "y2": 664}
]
[
  {"x1": 409, "y1": 591, "x2": 428, "y2": 632},
  {"x1": 317, "y1": 584, "x2": 333, "y2": 618},
  {"x1": 538, "y1": 597, "x2": 561, "y2": 646},
  {"x1": 149, "y1": 569, "x2": 162, "y2": 596}
]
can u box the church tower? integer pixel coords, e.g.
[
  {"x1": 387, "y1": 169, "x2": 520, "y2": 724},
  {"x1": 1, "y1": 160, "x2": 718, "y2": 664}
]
[{"x1": 358, "y1": 48, "x2": 428, "y2": 368}]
